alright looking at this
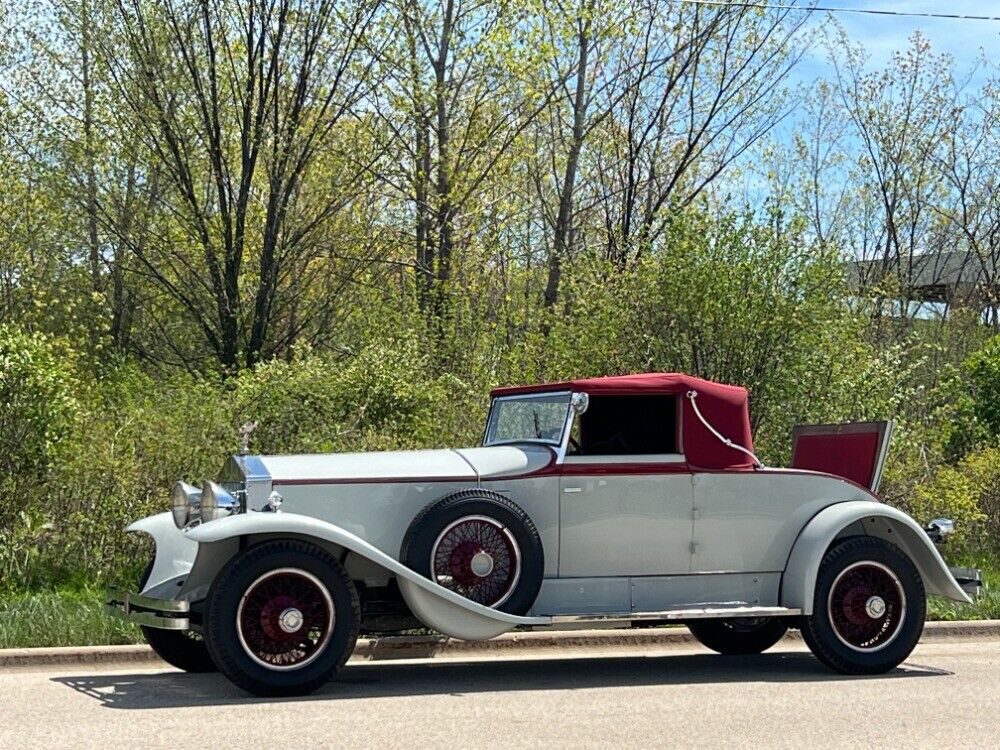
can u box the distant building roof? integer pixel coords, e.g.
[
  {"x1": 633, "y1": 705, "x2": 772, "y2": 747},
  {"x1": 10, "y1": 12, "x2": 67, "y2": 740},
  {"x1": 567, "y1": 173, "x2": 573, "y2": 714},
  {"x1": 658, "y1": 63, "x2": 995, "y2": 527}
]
[{"x1": 850, "y1": 251, "x2": 998, "y2": 303}]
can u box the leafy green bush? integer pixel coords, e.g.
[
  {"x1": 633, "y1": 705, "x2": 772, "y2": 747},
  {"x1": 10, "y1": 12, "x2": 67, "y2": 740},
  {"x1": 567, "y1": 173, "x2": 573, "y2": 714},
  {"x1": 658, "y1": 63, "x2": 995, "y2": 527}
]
[
  {"x1": 965, "y1": 334, "x2": 1000, "y2": 440},
  {"x1": 0, "y1": 326, "x2": 79, "y2": 484},
  {"x1": 0, "y1": 327, "x2": 80, "y2": 586},
  {"x1": 911, "y1": 445, "x2": 1000, "y2": 556},
  {"x1": 535, "y1": 209, "x2": 905, "y2": 462},
  {"x1": 232, "y1": 342, "x2": 451, "y2": 454},
  {"x1": 0, "y1": 343, "x2": 473, "y2": 589}
]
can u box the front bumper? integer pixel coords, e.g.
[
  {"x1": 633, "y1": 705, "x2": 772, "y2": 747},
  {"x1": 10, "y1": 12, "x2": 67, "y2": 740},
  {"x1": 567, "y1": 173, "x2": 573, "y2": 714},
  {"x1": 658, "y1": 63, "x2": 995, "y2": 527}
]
[{"x1": 106, "y1": 587, "x2": 191, "y2": 630}]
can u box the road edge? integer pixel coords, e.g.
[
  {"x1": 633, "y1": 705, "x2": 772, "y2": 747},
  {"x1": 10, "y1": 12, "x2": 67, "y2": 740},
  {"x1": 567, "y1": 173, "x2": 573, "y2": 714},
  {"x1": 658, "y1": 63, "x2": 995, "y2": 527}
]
[{"x1": 2, "y1": 619, "x2": 998, "y2": 669}]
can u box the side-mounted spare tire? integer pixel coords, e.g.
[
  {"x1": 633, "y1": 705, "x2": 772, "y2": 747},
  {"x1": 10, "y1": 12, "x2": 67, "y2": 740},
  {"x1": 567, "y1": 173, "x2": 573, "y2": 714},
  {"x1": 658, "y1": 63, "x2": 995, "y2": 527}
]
[{"x1": 400, "y1": 489, "x2": 545, "y2": 616}]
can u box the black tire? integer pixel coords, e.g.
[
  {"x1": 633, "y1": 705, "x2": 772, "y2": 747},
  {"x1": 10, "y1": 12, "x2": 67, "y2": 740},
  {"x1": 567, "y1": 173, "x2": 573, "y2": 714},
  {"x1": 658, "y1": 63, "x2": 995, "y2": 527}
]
[
  {"x1": 401, "y1": 489, "x2": 544, "y2": 616},
  {"x1": 686, "y1": 617, "x2": 789, "y2": 655},
  {"x1": 801, "y1": 536, "x2": 925, "y2": 675},
  {"x1": 203, "y1": 540, "x2": 360, "y2": 697},
  {"x1": 138, "y1": 561, "x2": 217, "y2": 673}
]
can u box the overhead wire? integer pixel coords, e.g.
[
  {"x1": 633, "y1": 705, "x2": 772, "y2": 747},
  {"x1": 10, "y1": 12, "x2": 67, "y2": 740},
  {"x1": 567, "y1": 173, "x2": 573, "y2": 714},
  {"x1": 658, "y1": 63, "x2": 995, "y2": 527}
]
[{"x1": 676, "y1": 0, "x2": 1000, "y2": 23}]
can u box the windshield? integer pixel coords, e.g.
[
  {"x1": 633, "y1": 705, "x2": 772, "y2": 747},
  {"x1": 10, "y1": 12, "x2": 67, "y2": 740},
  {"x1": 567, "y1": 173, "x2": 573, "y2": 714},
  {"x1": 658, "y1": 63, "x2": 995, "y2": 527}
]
[{"x1": 483, "y1": 392, "x2": 572, "y2": 447}]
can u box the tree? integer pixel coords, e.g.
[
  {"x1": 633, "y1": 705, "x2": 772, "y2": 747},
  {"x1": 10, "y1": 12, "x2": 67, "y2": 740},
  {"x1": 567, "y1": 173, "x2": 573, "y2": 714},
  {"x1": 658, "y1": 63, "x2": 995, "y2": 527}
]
[
  {"x1": 832, "y1": 32, "x2": 962, "y2": 333},
  {"x1": 105, "y1": 0, "x2": 382, "y2": 371},
  {"x1": 534, "y1": 1, "x2": 807, "y2": 307},
  {"x1": 367, "y1": 0, "x2": 557, "y2": 321}
]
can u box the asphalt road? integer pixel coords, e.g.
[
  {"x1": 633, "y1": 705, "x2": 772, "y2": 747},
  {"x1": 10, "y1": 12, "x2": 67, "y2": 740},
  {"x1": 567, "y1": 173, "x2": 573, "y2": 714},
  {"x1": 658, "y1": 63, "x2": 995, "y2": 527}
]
[{"x1": 1, "y1": 639, "x2": 997, "y2": 749}]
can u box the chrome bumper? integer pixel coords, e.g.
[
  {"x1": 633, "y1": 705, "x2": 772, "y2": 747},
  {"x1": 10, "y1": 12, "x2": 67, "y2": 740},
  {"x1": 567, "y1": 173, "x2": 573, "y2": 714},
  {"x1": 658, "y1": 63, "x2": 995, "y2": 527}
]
[
  {"x1": 105, "y1": 586, "x2": 191, "y2": 630},
  {"x1": 949, "y1": 567, "x2": 983, "y2": 598}
]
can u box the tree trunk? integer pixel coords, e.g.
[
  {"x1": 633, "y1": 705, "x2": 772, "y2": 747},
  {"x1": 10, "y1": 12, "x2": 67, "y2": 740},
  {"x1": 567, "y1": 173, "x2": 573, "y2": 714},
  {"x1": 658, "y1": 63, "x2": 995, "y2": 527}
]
[
  {"x1": 81, "y1": 0, "x2": 100, "y2": 294},
  {"x1": 544, "y1": 16, "x2": 591, "y2": 309}
]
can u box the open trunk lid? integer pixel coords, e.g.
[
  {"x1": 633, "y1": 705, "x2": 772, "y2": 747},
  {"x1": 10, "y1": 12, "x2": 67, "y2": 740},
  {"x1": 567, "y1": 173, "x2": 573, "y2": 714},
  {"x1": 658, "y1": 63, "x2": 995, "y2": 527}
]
[{"x1": 791, "y1": 421, "x2": 894, "y2": 493}]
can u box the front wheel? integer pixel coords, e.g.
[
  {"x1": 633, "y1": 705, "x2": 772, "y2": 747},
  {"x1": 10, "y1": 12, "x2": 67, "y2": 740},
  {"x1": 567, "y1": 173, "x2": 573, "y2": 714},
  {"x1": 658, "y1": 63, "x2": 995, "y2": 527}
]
[
  {"x1": 686, "y1": 617, "x2": 788, "y2": 655},
  {"x1": 204, "y1": 540, "x2": 360, "y2": 697},
  {"x1": 801, "y1": 536, "x2": 925, "y2": 675},
  {"x1": 138, "y1": 561, "x2": 216, "y2": 673}
]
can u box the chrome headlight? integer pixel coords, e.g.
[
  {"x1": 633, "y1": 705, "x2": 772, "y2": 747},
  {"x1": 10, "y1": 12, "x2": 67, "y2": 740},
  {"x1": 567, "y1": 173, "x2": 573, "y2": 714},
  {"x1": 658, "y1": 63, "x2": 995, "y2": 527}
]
[
  {"x1": 200, "y1": 481, "x2": 240, "y2": 524},
  {"x1": 171, "y1": 481, "x2": 202, "y2": 528}
]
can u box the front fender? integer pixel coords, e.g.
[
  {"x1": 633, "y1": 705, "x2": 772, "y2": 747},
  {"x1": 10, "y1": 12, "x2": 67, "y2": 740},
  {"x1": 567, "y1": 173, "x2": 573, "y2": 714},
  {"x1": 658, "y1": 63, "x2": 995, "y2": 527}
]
[
  {"x1": 127, "y1": 512, "x2": 199, "y2": 596},
  {"x1": 186, "y1": 512, "x2": 551, "y2": 640},
  {"x1": 781, "y1": 501, "x2": 972, "y2": 613}
]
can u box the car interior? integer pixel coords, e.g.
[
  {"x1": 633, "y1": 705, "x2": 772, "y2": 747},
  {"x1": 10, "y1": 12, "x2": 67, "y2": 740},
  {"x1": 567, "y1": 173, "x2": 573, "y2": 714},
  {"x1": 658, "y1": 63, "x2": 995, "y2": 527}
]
[{"x1": 569, "y1": 394, "x2": 678, "y2": 455}]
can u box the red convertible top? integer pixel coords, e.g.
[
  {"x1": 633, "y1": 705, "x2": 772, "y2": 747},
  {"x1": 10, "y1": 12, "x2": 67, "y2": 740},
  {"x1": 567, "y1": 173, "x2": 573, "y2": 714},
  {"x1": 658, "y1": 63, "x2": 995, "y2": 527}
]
[{"x1": 491, "y1": 373, "x2": 754, "y2": 470}]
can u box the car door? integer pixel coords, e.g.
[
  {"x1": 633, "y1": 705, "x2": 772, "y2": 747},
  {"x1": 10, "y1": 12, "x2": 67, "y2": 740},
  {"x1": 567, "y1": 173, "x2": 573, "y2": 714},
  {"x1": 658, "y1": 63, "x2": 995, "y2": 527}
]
[{"x1": 557, "y1": 458, "x2": 693, "y2": 577}]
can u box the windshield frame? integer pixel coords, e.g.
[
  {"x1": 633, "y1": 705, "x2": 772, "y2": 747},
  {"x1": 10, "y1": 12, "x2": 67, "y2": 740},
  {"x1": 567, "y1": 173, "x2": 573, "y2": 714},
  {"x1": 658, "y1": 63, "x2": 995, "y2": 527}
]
[{"x1": 482, "y1": 390, "x2": 574, "y2": 448}]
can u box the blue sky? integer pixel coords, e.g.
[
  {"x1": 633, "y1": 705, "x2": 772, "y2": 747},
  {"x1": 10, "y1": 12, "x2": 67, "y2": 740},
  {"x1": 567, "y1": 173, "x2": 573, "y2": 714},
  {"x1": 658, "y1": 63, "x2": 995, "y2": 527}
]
[{"x1": 794, "y1": 0, "x2": 1000, "y2": 85}]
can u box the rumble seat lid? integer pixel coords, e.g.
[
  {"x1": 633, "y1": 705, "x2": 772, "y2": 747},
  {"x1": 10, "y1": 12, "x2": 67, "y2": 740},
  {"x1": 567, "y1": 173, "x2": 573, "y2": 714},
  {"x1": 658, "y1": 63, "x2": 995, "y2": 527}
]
[{"x1": 791, "y1": 420, "x2": 894, "y2": 492}]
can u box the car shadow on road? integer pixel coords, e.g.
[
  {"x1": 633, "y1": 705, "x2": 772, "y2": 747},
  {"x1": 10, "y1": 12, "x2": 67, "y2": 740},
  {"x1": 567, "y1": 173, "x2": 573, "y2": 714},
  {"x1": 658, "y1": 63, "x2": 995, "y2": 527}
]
[{"x1": 51, "y1": 649, "x2": 952, "y2": 710}]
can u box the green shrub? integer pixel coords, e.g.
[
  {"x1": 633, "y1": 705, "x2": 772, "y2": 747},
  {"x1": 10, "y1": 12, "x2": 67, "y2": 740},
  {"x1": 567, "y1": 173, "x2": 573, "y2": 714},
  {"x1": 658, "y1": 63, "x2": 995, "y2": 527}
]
[
  {"x1": 232, "y1": 342, "x2": 451, "y2": 454},
  {"x1": 535, "y1": 209, "x2": 905, "y2": 463},
  {"x1": 911, "y1": 445, "x2": 1000, "y2": 556},
  {"x1": 0, "y1": 326, "x2": 79, "y2": 484},
  {"x1": 0, "y1": 327, "x2": 80, "y2": 587},
  {"x1": 965, "y1": 334, "x2": 1000, "y2": 439}
]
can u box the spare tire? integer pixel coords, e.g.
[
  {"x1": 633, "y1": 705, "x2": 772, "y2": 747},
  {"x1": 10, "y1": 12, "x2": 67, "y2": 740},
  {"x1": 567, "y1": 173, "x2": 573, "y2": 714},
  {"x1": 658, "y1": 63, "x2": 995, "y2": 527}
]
[{"x1": 400, "y1": 489, "x2": 544, "y2": 616}]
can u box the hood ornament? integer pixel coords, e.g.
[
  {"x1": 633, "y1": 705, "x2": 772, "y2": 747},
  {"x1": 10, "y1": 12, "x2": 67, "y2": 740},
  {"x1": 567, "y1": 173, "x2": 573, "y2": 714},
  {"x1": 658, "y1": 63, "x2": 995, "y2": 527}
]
[{"x1": 238, "y1": 420, "x2": 259, "y2": 456}]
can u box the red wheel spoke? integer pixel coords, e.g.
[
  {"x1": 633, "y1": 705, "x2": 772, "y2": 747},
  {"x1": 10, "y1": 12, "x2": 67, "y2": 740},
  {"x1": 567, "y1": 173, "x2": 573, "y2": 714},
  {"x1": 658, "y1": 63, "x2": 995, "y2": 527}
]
[
  {"x1": 828, "y1": 562, "x2": 905, "y2": 652},
  {"x1": 431, "y1": 516, "x2": 521, "y2": 607},
  {"x1": 237, "y1": 569, "x2": 334, "y2": 670}
]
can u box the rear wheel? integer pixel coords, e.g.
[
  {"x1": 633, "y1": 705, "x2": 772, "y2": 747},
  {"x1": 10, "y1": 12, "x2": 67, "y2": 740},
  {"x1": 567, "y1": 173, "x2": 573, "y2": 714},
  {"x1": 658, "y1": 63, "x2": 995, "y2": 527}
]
[
  {"x1": 801, "y1": 536, "x2": 925, "y2": 674},
  {"x1": 686, "y1": 617, "x2": 789, "y2": 655},
  {"x1": 204, "y1": 540, "x2": 360, "y2": 697},
  {"x1": 138, "y1": 561, "x2": 216, "y2": 673}
]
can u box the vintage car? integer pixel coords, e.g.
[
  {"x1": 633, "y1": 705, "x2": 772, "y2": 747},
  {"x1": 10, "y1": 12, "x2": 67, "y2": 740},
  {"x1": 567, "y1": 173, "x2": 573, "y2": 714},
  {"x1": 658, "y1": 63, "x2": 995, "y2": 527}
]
[{"x1": 107, "y1": 373, "x2": 981, "y2": 696}]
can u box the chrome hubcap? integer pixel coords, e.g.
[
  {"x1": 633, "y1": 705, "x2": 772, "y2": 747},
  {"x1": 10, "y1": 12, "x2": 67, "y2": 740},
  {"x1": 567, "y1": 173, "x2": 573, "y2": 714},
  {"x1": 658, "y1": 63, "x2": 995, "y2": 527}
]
[
  {"x1": 865, "y1": 595, "x2": 886, "y2": 619},
  {"x1": 470, "y1": 551, "x2": 495, "y2": 577},
  {"x1": 278, "y1": 607, "x2": 304, "y2": 633}
]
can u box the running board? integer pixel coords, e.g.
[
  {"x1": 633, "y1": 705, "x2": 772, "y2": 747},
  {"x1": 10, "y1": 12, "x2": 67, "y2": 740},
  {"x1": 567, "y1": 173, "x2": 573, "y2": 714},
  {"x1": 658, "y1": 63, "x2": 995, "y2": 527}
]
[{"x1": 547, "y1": 605, "x2": 801, "y2": 625}]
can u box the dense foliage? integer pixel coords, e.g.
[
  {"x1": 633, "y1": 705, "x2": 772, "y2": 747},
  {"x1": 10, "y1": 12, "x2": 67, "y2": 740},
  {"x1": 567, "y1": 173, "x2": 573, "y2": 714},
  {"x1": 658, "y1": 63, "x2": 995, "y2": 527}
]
[{"x1": 1, "y1": 2, "x2": 999, "y2": 589}]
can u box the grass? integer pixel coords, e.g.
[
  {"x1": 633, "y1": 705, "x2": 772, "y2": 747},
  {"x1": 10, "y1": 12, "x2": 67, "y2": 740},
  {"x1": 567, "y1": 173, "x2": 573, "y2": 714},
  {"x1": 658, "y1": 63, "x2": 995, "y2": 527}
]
[
  {"x1": 928, "y1": 566, "x2": 1000, "y2": 621},
  {"x1": 0, "y1": 587, "x2": 142, "y2": 649},
  {"x1": 1, "y1": 567, "x2": 996, "y2": 650}
]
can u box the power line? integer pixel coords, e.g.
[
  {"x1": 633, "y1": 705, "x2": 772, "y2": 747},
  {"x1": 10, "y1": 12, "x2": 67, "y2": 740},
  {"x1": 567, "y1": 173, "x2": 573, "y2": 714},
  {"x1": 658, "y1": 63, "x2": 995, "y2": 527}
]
[{"x1": 677, "y1": 1, "x2": 1000, "y2": 22}]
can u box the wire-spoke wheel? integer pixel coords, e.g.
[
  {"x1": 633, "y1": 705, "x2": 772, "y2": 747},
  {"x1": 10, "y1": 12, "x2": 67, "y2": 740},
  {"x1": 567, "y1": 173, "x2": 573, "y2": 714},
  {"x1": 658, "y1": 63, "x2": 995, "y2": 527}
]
[
  {"x1": 431, "y1": 515, "x2": 521, "y2": 607},
  {"x1": 802, "y1": 536, "x2": 924, "y2": 675},
  {"x1": 827, "y1": 561, "x2": 906, "y2": 652},
  {"x1": 236, "y1": 568, "x2": 334, "y2": 670},
  {"x1": 401, "y1": 490, "x2": 544, "y2": 616},
  {"x1": 205, "y1": 540, "x2": 359, "y2": 697}
]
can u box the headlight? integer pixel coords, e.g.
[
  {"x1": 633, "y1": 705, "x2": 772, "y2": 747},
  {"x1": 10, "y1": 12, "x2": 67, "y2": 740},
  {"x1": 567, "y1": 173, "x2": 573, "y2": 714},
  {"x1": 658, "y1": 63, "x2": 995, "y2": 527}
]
[
  {"x1": 171, "y1": 481, "x2": 201, "y2": 528},
  {"x1": 200, "y1": 481, "x2": 239, "y2": 524}
]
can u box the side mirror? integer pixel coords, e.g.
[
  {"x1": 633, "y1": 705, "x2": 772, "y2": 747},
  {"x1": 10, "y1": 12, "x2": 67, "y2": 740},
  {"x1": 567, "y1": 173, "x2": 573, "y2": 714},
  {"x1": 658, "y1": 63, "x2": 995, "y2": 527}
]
[{"x1": 571, "y1": 392, "x2": 589, "y2": 415}]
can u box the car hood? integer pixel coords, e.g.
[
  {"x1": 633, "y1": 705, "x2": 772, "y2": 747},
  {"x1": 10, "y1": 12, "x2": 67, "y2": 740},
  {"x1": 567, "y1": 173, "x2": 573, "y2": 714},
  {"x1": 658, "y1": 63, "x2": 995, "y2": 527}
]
[{"x1": 256, "y1": 444, "x2": 554, "y2": 484}]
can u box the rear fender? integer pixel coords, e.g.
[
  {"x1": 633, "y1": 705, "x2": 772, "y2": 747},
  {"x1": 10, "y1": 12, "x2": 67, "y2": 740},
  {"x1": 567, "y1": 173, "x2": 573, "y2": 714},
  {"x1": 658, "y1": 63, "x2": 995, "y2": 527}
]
[
  {"x1": 781, "y1": 501, "x2": 972, "y2": 613},
  {"x1": 186, "y1": 512, "x2": 551, "y2": 639}
]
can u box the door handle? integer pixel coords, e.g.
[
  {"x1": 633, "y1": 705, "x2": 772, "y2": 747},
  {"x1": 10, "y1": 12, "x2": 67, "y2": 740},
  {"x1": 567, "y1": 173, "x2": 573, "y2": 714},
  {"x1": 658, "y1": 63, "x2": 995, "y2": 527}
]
[{"x1": 563, "y1": 487, "x2": 583, "y2": 494}]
